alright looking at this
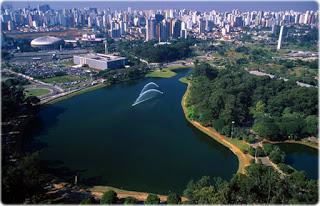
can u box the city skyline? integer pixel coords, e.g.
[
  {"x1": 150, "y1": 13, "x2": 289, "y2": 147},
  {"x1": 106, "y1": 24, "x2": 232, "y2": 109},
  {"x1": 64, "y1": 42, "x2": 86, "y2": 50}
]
[{"x1": 3, "y1": 1, "x2": 318, "y2": 12}]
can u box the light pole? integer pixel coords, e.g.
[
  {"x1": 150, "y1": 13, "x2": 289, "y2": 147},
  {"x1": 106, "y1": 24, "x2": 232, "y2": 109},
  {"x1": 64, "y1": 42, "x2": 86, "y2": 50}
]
[{"x1": 231, "y1": 121, "x2": 235, "y2": 138}]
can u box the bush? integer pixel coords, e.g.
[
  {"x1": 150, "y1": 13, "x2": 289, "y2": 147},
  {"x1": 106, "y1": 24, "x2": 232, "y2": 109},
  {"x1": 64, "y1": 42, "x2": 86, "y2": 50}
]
[
  {"x1": 221, "y1": 125, "x2": 231, "y2": 137},
  {"x1": 80, "y1": 197, "x2": 96, "y2": 204},
  {"x1": 256, "y1": 146, "x2": 266, "y2": 157},
  {"x1": 248, "y1": 146, "x2": 265, "y2": 157},
  {"x1": 278, "y1": 163, "x2": 295, "y2": 174},
  {"x1": 213, "y1": 118, "x2": 225, "y2": 133},
  {"x1": 248, "y1": 146, "x2": 256, "y2": 156},
  {"x1": 124, "y1": 196, "x2": 138, "y2": 204},
  {"x1": 145, "y1": 194, "x2": 160, "y2": 204},
  {"x1": 262, "y1": 143, "x2": 274, "y2": 155},
  {"x1": 100, "y1": 190, "x2": 117, "y2": 204},
  {"x1": 269, "y1": 147, "x2": 286, "y2": 164},
  {"x1": 244, "y1": 134, "x2": 256, "y2": 143},
  {"x1": 167, "y1": 193, "x2": 181, "y2": 204}
]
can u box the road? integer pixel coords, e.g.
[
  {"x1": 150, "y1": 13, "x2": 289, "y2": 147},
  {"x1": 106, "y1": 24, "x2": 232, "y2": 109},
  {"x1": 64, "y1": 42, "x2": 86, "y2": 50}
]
[{"x1": 4, "y1": 69, "x2": 64, "y2": 93}]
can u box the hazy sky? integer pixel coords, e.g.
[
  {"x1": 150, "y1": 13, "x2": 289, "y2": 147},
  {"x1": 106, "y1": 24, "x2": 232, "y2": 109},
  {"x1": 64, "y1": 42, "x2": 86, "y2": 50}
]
[{"x1": 3, "y1": 1, "x2": 318, "y2": 12}]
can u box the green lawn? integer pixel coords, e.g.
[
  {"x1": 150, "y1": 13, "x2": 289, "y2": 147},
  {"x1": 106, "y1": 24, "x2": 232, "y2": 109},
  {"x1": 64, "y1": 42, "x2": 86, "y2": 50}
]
[
  {"x1": 179, "y1": 77, "x2": 189, "y2": 84},
  {"x1": 42, "y1": 75, "x2": 84, "y2": 83},
  {"x1": 146, "y1": 65, "x2": 192, "y2": 78},
  {"x1": 25, "y1": 88, "x2": 51, "y2": 97},
  {"x1": 228, "y1": 138, "x2": 251, "y2": 153},
  {"x1": 146, "y1": 69, "x2": 177, "y2": 78},
  {"x1": 166, "y1": 65, "x2": 192, "y2": 70}
]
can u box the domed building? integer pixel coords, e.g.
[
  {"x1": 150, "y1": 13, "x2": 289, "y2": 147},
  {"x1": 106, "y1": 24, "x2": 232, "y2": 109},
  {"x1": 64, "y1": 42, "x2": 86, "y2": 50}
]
[{"x1": 30, "y1": 36, "x2": 64, "y2": 50}]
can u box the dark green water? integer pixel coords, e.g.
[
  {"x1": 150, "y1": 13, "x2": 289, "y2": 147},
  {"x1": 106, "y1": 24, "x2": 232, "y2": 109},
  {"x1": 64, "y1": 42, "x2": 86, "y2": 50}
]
[
  {"x1": 29, "y1": 70, "x2": 239, "y2": 194},
  {"x1": 277, "y1": 143, "x2": 318, "y2": 179}
]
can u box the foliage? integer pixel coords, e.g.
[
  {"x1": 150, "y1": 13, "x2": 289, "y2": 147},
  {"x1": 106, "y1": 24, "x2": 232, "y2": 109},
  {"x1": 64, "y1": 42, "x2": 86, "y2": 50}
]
[
  {"x1": 2, "y1": 78, "x2": 44, "y2": 204},
  {"x1": 100, "y1": 190, "x2": 118, "y2": 204},
  {"x1": 2, "y1": 152, "x2": 46, "y2": 203},
  {"x1": 145, "y1": 194, "x2": 160, "y2": 204},
  {"x1": 262, "y1": 143, "x2": 274, "y2": 156},
  {"x1": 278, "y1": 163, "x2": 295, "y2": 175},
  {"x1": 97, "y1": 63, "x2": 149, "y2": 84},
  {"x1": 184, "y1": 164, "x2": 318, "y2": 204},
  {"x1": 248, "y1": 146, "x2": 265, "y2": 157},
  {"x1": 303, "y1": 115, "x2": 318, "y2": 137},
  {"x1": 80, "y1": 197, "x2": 97, "y2": 204},
  {"x1": 184, "y1": 176, "x2": 228, "y2": 204},
  {"x1": 119, "y1": 38, "x2": 197, "y2": 63},
  {"x1": 187, "y1": 61, "x2": 317, "y2": 140},
  {"x1": 124, "y1": 196, "x2": 138, "y2": 204},
  {"x1": 167, "y1": 193, "x2": 181, "y2": 204},
  {"x1": 269, "y1": 146, "x2": 286, "y2": 164},
  {"x1": 252, "y1": 117, "x2": 279, "y2": 140},
  {"x1": 243, "y1": 134, "x2": 256, "y2": 143}
]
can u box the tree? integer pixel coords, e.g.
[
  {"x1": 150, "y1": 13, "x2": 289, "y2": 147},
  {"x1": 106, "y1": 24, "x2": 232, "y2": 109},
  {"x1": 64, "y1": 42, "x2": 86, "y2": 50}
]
[
  {"x1": 269, "y1": 146, "x2": 285, "y2": 164},
  {"x1": 184, "y1": 176, "x2": 228, "y2": 204},
  {"x1": 124, "y1": 196, "x2": 138, "y2": 204},
  {"x1": 278, "y1": 111, "x2": 304, "y2": 139},
  {"x1": 80, "y1": 197, "x2": 97, "y2": 204},
  {"x1": 303, "y1": 115, "x2": 318, "y2": 137},
  {"x1": 145, "y1": 194, "x2": 160, "y2": 204},
  {"x1": 251, "y1": 100, "x2": 266, "y2": 118},
  {"x1": 100, "y1": 190, "x2": 117, "y2": 204},
  {"x1": 252, "y1": 117, "x2": 279, "y2": 140},
  {"x1": 167, "y1": 193, "x2": 181, "y2": 204},
  {"x1": 262, "y1": 143, "x2": 274, "y2": 155}
]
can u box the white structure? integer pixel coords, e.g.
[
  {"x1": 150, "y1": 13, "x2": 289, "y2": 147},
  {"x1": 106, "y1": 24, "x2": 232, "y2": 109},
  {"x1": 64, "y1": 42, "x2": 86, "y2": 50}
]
[
  {"x1": 277, "y1": 25, "x2": 284, "y2": 50},
  {"x1": 31, "y1": 36, "x2": 64, "y2": 49},
  {"x1": 73, "y1": 53, "x2": 127, "y2": 70}
]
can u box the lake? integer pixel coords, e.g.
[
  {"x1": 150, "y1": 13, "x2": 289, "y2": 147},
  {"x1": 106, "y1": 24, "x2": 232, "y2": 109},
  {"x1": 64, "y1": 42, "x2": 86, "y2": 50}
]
[
  {"x1": 277, "y1": 143, "x2": 318, "y2": 179},
  {"x1": 27, "y1": 70, "x2": 238, "y2": 194}
]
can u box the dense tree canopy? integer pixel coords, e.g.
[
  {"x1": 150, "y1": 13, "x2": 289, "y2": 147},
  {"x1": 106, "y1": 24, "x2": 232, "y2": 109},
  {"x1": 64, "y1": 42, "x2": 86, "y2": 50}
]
[
  {"x1": 118, "y1": 38, "x2": 197, "y2": 63},
  {"x1": 184, "y1": 163, "x2": 318, "y2": 204},
  {"x1": 186, "y1": 63, "x2": 318, "y2": 140}
]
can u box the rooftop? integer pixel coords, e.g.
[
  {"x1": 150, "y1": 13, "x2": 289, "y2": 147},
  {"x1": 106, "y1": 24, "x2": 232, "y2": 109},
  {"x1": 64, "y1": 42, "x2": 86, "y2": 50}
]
[{"x1": 75, "y1": 53, "x2": 127, "y2": 61}]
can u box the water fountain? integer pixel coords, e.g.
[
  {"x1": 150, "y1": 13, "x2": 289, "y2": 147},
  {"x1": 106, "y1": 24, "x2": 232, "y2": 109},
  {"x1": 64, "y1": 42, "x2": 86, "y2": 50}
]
[
  {"x1": 140, "y1": 82, "x2": 160, "y2": 95},
  {"x1": 132, "y1": 82, "x2": 164, "y2": 106}
]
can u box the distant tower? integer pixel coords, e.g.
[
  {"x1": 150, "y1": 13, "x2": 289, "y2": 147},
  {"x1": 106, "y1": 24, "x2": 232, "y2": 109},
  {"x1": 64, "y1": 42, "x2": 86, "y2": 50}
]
[
  {"x1": 104, "y1": 40, "x2": 108, "y2": 54},
  {"x1": 277, "y1": 25, "x2": 284, "y2": 50}
]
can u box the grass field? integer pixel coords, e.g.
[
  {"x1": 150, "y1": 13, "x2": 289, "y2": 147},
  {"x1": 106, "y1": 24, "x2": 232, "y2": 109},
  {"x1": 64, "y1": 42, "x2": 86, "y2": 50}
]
[
  {"x1": 145, "y1": 69, "x2": 177, "y2": 78},
  {"x1": 25, "y1": 88, "x2": 51, "y2": 97},
  {"x1": 146, "y1": 65, "x2": 192, "y2": 78},
  {"x1": 42, "y1": 75, "x2": 84, "y2": 83},
  {"x1": 228, "y1": 138, "x2": 251, "y2": 153},
  {"x1": 179, "y1": 77, "x2": 189, "y2": 84}
]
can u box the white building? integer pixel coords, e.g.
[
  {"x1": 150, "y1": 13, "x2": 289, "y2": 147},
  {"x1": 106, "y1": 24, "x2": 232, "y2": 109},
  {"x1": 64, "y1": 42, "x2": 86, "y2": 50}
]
[{"x1": 73, "y1": 53, "x2": 128, "y2": 70}]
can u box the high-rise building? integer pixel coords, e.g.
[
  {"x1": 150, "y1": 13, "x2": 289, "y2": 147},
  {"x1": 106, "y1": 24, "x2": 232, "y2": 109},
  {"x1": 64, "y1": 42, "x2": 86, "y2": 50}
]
[
  {"x1": 234, "y1": 16, "x2": 243, "y2": 27},
  {"x1": 199, "y1": 18, "x2": 206, "y2": 34},
  {"x1": 277, "y1": 25, "x2": 284, "y2": 50},
  {"x1": 172, "y1": 20, "x2": 181, "y2": 39},
  {"x1": 146, "y1": 18, "x2": 157, "y2": 41},
  {"x1": 180, "y1": 21, "x2": 187, "y2": 39},
  {"x1": 205, "y1": 20, "x2": 214, "y2": 31}
]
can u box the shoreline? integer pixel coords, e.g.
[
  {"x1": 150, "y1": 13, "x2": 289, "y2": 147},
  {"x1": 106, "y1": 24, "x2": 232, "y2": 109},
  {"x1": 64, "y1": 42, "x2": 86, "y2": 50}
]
[
  {"x1": 88, "y1": 185, "x2": 188, "y2": 203},
  {"x1": 263, "y1": 139, "x2": 318, "y2": 150},
  {"x1": 181, "y1": 81, "x2": 253, "y2": 174},
  {"x1": 43, "y1": 83, "x2": 108, "y2": 105}
]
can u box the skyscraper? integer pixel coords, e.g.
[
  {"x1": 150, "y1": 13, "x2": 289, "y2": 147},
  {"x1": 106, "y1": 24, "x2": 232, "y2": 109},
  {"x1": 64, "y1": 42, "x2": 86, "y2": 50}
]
[
  {"x1": 199, "y1": 18, "x2": 206, "y2": 34},
  {"x1": 146, "y1": 18, "x2": 157, "y2": 41},
  {"x1": 277, "y1": 25, "x2": 284, "y2": 50},
  {"x1": 172, "y1": 20, "x2": 181, "y2": 39}
]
